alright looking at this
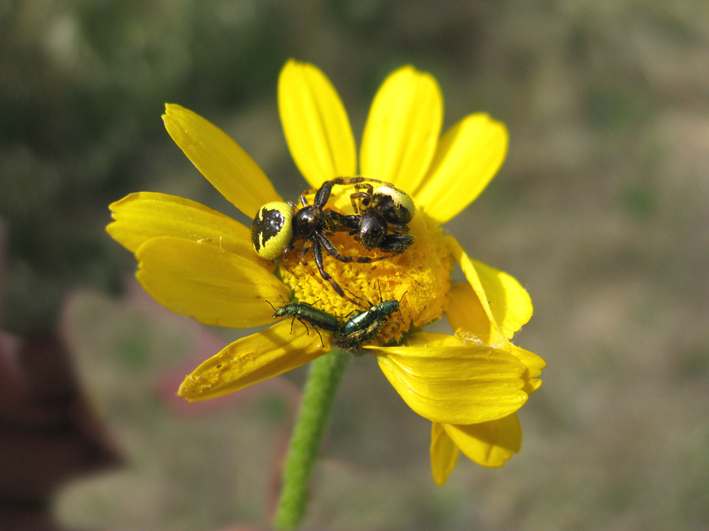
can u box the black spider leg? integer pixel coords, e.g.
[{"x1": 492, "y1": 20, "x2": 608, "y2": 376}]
[
  {"x1": 299, "y1": 177, "x2": 385, "y2": 207},
  {"x1": 306, "y1": 236, "x2": 371, "y2": 305},
  {"x1": 299, "y1": 242, "x2": 312, "y2": 265},
  {"x1": 309, "y1": 237, "x2": 347, "y2": 297},
  {"x1": 316, "y1": 231, "x2": 394, "y2": 264},
  {"x1": 312, "y1": 179, "x2": 339, "y2": 209}
]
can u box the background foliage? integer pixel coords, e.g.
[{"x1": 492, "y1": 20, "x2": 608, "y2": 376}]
[{"x1": 2, "y1": 0, "x2": 708, "y2": 529}]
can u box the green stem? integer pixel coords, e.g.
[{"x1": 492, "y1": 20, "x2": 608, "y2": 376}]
[{"x1": 274, "y1": 347, "x2": 350, "y2": 530}]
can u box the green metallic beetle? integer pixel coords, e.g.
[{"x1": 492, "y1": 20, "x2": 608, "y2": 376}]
[
  {"x1": 268, "y1": 300, "x2": 341, "y2": 347},
  {"x1": 335, "y1": 298, "x2": 401, "y2": 352}
]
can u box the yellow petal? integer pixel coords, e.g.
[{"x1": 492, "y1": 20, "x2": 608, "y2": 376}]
[
  {"x1": 404, "y1": 331, "x2": 464, "y2": 348},
  {"x1": 179, "y1": 320, "x2": 330, "y2": 401},
  {"x1": 413, "y1": 114, "x2": 508, "y2": 223},
  {"x1": 446, "y1": 237, "x2": 532, "y2": 339},
  {"x1": 107, "y1": 192, "x2": 266, "y2": 266},
  {"x1": 430, "y1": 422, "x2": 460, "y2": 485},
  {"x1": 508, "y1": 346, "x2": 544, "y2": 396},
  {"x1": 374, "y1": 343, "x2": 528, "y2": 425},
  {"x1": 360, "y1": 66, "x2": 443, "y2": 190},
  {"x1": 447, "y1": 282, "x2": 495, "y2": 344},
  {"x1": 136, "y1": 236, "x2": 289, "y2": 328},
  {"x1": 473, "y1": 258, "x2": 533, "y2": 338},
  {"x1": 506, "y1": 343, "x2": 546, "y2": 381},
  {"x1": 163, "y1": 104, "x2": 280, "y2": 218},
  {"x1": 278, "y1": 60, "x2": 356, "y2": 188},
  {"x1": 443, "y1": 413, "x2": 521, "y2": 468},
  {"x1": 448, "y1": 282, "x2": 545, "y2": 394}
]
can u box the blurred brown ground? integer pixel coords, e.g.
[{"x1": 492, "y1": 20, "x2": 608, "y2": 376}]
[{"x1": 1, "y1": 1, "x2": 708, "y2": 530}]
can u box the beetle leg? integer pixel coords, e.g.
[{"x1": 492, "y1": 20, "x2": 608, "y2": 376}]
[{"x1": 295, "y1": 316, "x2": 312, "y2": 336}]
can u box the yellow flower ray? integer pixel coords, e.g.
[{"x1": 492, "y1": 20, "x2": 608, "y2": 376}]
[
  {"x1": 373, "y1": 342, "x2": 528, "y2": 425},
  {"x1": 163, "y1": 104, "x2": 280, "y2": 218},
  {"x1": 136, "y1": 236, "x2": 290, "y2": 328},
  {"x1": 430, "y1": 422, "x2": 460, "y2": 485},
  {"x1": 445, "y1": 236, "x2": 533, "y2": 340},
  {"x1": 179, "y1": 319, "x2": 330, "y2": 401},
  {"x1": 413, "y1": 114, "x2": 508, "y2": 224},
  {"x1": 446, "y1": 282, "x2": 496, "y2": 343},
  {"x1": 278, "y1": 60, "x2": 356, "y2": 188},
  {"x1": 107, "y1": 192, "x2": 267, "y2": 267},
  {"x1": 360, "y1": 66, "x2": 443, "y2": 191},
  {"x1": 447, "y1": 282, "x2": 545, "y2": 394},
  {"x1": 443, "y1": 413, "x2": 522, "y2": 468}
]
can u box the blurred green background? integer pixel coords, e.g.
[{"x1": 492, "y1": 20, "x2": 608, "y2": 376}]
[{"x1": 2, "y1": 0, "x2": 709, "y2": 529}]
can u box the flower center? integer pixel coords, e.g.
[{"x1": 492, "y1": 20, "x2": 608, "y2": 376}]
[{"x1": 278, "y1": 191, "x2": 453, "y2": 347}]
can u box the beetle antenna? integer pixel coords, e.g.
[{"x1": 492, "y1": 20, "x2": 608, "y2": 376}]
[{"x1": 344, "y1": 287, "x2": 369, "y2": 308}]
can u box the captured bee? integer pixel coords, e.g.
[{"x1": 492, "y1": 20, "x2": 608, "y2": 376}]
[
  {"x1": 299, "y1": 177, "x2": 415, "y2": 254},
  {"x1": 335, "y1": 298, "x2": 401, "y2": 352},
  {"x1": 267, "y1": 300, "x2": 340, "y2": 347},
  {"x1": 348, "y1": 180, "x2": 415, "y2": 249},
  {"x1": 252, "y1": 177, "x2": 415, "y2": 298}
]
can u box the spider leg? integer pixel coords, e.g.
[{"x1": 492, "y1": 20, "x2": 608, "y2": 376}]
[
  {"x1": 301, "y1": 177, "x2": 389, "y2": 213},
  {"x1": 311, "y1": 239, "x2": 347, "y2": 297},
  {"x1": 334, "y1": 176, "x2": 386, "y2": 186},
  {"x1": 299, "y1": 244, "x2": 311, "y2": 265},
  {"x1": 317, "y1": 232, "x2": 394, "y2": 264},
  {"x1": 321, "y1": 210, "x2": 358, "y2": 233},
  {"x1": 313, "y1": 179, "x2": 340, "y2": 209}
]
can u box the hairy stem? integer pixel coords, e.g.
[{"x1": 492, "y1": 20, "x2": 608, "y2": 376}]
[{"x1": 274, "y1": 347, "x2": 350, "y2": 530}]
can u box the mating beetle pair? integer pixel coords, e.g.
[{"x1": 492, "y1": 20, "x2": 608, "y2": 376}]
[
  {"x1": 269, "y1": 298, "x2": 401, "y2": 352},
  {"x1": 251, "y1": 177, "x2": 415, "y2": 298}
]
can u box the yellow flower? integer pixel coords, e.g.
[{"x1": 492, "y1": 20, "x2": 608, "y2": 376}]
[
  {"x1": 107, "y1": 60, "x2": 544, "y2": 484},
  {"x1": 426, "y1": 277, "x2": 545, "y2": 484}
]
